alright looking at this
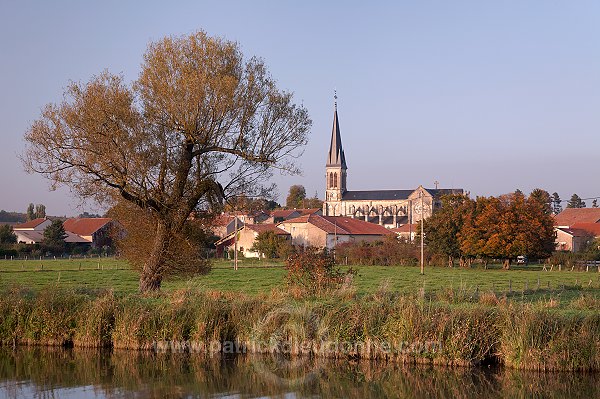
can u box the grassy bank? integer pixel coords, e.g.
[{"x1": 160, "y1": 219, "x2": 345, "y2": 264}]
[{"x1": 0, "y1": 286, "x2": 598, "y2": 371}]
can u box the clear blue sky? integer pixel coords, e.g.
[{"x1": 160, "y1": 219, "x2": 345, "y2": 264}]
[{"x1": 1, "y1": 1, "x2": 598, "y2": 215}]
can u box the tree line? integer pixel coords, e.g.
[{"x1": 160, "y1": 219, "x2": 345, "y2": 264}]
[{"x1": 424, "y1": 189, "x2": 556, "y2": 269}]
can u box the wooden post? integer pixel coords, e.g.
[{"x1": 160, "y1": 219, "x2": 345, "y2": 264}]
[{"x1": 536, "y1": 277, "x2": 540, "y2": 290}]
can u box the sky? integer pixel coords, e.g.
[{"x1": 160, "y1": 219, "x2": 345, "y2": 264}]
[{"x1": 1, "y1": 1, "x2": 598, "y2": 216}]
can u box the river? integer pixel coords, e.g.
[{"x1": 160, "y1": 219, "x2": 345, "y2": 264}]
[{"x1": 0, "y1": 347, "x2": 598, "y2": 398}]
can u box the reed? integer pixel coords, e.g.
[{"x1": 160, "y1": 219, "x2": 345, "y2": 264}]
[{"x1": 0, "y1": 286, "x2": 599, "y2": 371}]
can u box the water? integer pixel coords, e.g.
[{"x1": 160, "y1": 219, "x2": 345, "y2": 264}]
[{"x1": 0, "y1": 347, "x2": 598, "y2": 398}]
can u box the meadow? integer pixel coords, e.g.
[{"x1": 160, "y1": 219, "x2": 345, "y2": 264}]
[{"x1": 0, "y1": 257, "x2": 599, "y2": 306}]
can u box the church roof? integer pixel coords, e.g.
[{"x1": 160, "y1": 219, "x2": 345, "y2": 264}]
[
  {"x1": 326, "y1": 107, "x2": 347, "y2": 168},
  {"x1": 342, "y1": 190, "x2": 414, "y2": 201},
  {"x1": 424, "y1": 188, "x2": 464, "y2": 197}
]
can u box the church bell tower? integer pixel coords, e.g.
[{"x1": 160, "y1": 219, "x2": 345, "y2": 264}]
[{"x1": 324, "y1": 96, "x2": 347, "y2": 216}]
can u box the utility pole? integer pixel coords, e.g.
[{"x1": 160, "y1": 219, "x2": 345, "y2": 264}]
[
  {"x1": 420, "y1": 192, "x2": 424, "y2": 275},
  {"x1": 233, "y1": 216, "x2": 238, "y2": 271}
]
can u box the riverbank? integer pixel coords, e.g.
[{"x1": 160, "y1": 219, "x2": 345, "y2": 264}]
[{"x1": 0, "y1": 286, "x2": 598, "y2": 371}]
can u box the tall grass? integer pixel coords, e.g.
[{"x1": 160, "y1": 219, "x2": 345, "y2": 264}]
[{"x1": 0, "y1": 286, "x2": 599, "y2": 371}]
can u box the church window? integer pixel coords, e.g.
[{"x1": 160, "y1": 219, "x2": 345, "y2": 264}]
[
  {"x1": 329, "y1": 173, "x2": 333, "y2": 188},
  {"x1": 334, "y1": 173, "x2": 338, "y2": 188}
]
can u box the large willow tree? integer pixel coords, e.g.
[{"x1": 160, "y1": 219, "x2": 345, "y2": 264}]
[{"x1": 23, "y1": 31, "x2": 310, "y2": 292}]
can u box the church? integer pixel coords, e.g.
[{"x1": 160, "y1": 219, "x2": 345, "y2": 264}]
[{"x1": 322, "y1": 102, "x2": 463, "y2": 228}]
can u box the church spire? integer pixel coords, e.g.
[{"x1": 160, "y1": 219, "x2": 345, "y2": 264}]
[{"x1": 326, "y1": 93, "x2": 347, "y2": 168}]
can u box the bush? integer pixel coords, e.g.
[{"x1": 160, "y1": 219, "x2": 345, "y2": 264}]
[
  {"x1": 335, "y1": 235, "x2": 418, "y2": 266},
  {"x1": 285, "y1": 247, "x2": 354, "y2": 294}
]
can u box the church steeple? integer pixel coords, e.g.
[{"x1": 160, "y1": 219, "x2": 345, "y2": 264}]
[
  {"x1": 324, "y1": 94, "x2": 347, "y2": 214},
  {"x1": 326, "y1": 100, "x2": 347, "y2": 168}
]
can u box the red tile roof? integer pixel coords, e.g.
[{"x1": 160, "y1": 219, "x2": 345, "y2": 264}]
[
  {"x1": 245, "y1": 224, "x2": 290, "y2": 235},
  {"x1": 13, "y1": 218, "x2": 48, "y2": 229},
  {"x1": 569, "y1": 223, "x2": 600, "y2": 237},
  {"x1": 297, "y1": 208, "x2": 322, "y2": 216},
  {"x1": 271, "y1": 209, "x2": 300, "y2": 218},
  {"x1": 210, "y1": 214, "x2": 237, "y2": 227},
  {"x1": 63, "y1": 218, "x2": 112, "y2": 236},
  {"x1": 283, "y1": 215, "x2": 392, "y2": 235},
  {"x1": 554, "y1": 209, "x2": 600, "y2": 227}
]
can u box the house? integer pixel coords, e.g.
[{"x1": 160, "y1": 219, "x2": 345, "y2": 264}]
[
  {"x1": 215, "y1": 224, "x2": 290, "y2": 258},
  {"x1": 297, "y1": 208, "x2": 323, "y2": 216},
  {"x1": 13, "y1": 218, "x2": 52, "y2": 231},
  {"x1": 270, "y1": 209, "x2": 302, "y2": 223},
  {"x1": 13, "y1": 230, "x2": 89, "y2": 245},
  {"x1": 555, "y1": 223, "x2": 600, "y2": 252},
  {"x1": 391, "y1": 224, "x2": 418, "y2": 242},
  {"x1": 277, "y1": 214, "x2": 393, "y2": 249},
  {"x1": 554, "y1": 208, "x2": 600, "y2": 228},
  {"x1": 208, "y1": 214, "x2": 244, "y2": 238},
  {"x1": 63, "y1": 218, "x2": 118, "y2": 247}
]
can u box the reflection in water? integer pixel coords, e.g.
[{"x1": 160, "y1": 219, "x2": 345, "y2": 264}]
[{"x1": 0, "y1": 347, "x2": 598, "y2": 398}]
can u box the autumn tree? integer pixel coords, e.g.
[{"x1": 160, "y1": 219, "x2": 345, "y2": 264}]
[
  {"x1": 459, "y1": 192, "x2": 555, "y2": 269},
  {"x1": 567, "y1": 194, "x2": 586, "y2": 208},
  {"x1": 424, "y1": 194, "x2": 473, "y2": 267},
  {"x1": 23, "y1": 31, "x2": 310, "y2": 292},
  {"x1": 459, "y1": 196, "x2": 503, "y2": 267},
  {"x1": 286, "y1": 184, "x2": 307, "y2": 208}
]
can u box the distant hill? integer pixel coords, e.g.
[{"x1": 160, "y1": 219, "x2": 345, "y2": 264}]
[{"x1": 0, "y1": 210, "x2": 27, "y2": 223}]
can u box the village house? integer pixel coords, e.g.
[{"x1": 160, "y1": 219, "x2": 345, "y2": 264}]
[
  {"x1": 391, "y1": 223, "x2": 418, "y2": 242},
  {"x1": 270, "y1": 209, "x2": 302, "y2": 223},
  {"x1": 207, "y1": 214, "x2": 244, "y2": 238},
  {"x1": 11, "y1": 217, "x2": 118, "y2": 247},
  {"x1": 12, "y1": 218, "x2": 52, "y2": 232},
  {"x1": 12, "y1": 218, "x2": 88, "y2": 245},
  {"x1": 215, "y1": 224, "x2": 291, "y2": 258},
  {"x1": 555, "y1": 223, "x2": 600, "y2": 252},
  {"x1": 553, "y1": 208, "x2": 600, "y2": 227},
  {"x1": 553, "y1": 209, "x2": 600, "y2": 252},
  {"x1": 62, "y1": 218, "x2": 118, "y2": 247},
  {"x1": 277, "y1": 214, "x2": 393, "y2": 249}
]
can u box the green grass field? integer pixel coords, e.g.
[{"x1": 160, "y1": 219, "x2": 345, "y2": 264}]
[{"x1": 1, "y1": 257, "x2": 599, "y2": 307}]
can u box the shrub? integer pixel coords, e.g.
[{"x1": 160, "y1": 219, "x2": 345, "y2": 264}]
[{"x1": 285, "y1": 247, "x2": 354, "y2": 294}]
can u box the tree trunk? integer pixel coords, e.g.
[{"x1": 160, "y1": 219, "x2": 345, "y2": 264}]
[
  {"x1": 139, "y1": 220, "x2": 170, "y2": 292},
  {"x1": 503, "y1": 259, "x2": 511, "y2": 270},
  {"x1": 448, "y1": 255, "x2": 453, "y2": 268}
]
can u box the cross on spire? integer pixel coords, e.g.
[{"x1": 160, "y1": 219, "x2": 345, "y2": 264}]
[{"x1": 334, "y1": 89, "x2": 337, "y2": 110}]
